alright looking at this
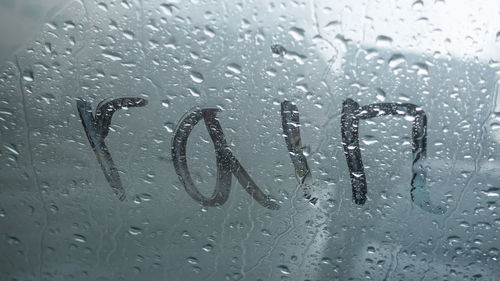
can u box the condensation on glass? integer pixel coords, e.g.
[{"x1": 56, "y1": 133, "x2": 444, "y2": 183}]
[{"x1": 0, "y1": 0, "x2": 499, "y2": 280}]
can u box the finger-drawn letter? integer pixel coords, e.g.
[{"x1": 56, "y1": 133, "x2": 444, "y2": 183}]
[
  {"x1": 77, "y1": 97, "x2": 148, "y2": 200},
  {"x1": 280, "y1": 101, "x2": 317, "y2": 204},
  {"x1": 172, "y1": 108, "x2": 280, "y2": 210},
  {"x1": 341, "y1": 98, "x2": 445, "y2": 214}
]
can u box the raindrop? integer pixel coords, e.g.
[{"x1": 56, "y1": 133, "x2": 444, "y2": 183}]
[
  {"x1": 8, "y1": 236, "x2": 20, "y2": 245},
  {"x1": 49, "y1": 204, "x2": 58, "y2": 213},
  {"x1": 123, "y1": 30, "x2": 135, "y2": 40},
  {"x1": 375, "y1": 88, "x2": 386, "y2": 101},
  {"x1": 102, "y1": 51, "x2": 123, "y2": 61},
  {"x1": 121, "y1": 0, "x2": 131, "y2": 9},
  {"x1": 63, "y1": 20, "x2": 75, "y2": 30},
  {"x1": 129, "y1": 226, "x2": 143, "y2": 235},
  {"x1": 288, "y1": 27, "x2": 305, "y2": 41},
  {"x1": 73, "y1": 234, "x2": 87, "y2": 243},
  {"x1": 265, "y1": 68, "x2": 277, "y2": 77},
  {"x1": 202, "y1": 244, "x2": 213, "y2": 252},
  {"x1": 271, "y1": 44, "x2": 286, "y2": 56},
  {"x1": 261, "y1": 229, "x2": 271, "y2": 236},
  {"x1": 44, "y1": 42, "x2": 52, "y2": 53},
  {"x1": 187, "y1": 87, "x2": 200, "y2": 97},
  {"x1": 481, "y1": 187, "x2": 500, "y2": 197},
  {"x1": 320, "y1": 257, "x2": 332, "y2": 265},
  {"x1": 160, "y1": 3, "x2": 174, "y2": 16},
  {"x1": 447, "y1": 235, "x2": 460, "y2": 245},
  {"x1": 4, "y1": 144, "x2": 20, "y2": 156},
  {"x1": 295, "y1": 84, "x2": 308, "y2": 93},
  {"x1": 412, "y1": 0, "x2": 423, "y2": 9},
  {"x1": 412, "y1": 63, "x2": 429, "y2": 76},
  {"x1": 362, "y1": 137, "x2": 378, "y2": 146},
  {"x1": 161, "y1": 99, "x2": 170, "y2": 108},
  {"x1": 190, "y1": 71, "x2": 204, "y2": 83},
  {"x1": 187, "y1": 257, "x2": 198, "y2": 265},
  {"x1": 388, "y1": 54, "x2": 406, "y2": 68},
  {"x1": 22, "y1": 70, "x2": 34, "y2": 82},
  {"x1": 376, "y1": 35, "x2": 393, "y2": 47},
  {"x1": 404, "y1": 115, "x2": 415, "y2": 122},
  {"x1": 277, "y1": 265, "x2": 291, "y2": 275},
  {"x1": 324, "y1": 20, "x2": 340, "y2": 30},
  {"x1": 163, "y1": 122, "x2": 175, "y2": 133},
  {"x1": 98, "y1": 2, "x2": 108, "y2": 11},
  {"x1": 226, "y1": 63, "x2": 242, "y2": 74},
  {"x1": 204, "y1": 26, "x2": 215, "y2": 38}
]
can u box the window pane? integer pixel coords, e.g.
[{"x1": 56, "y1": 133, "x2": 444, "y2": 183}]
[{"x1": 1, "y1": 0, "x2": 499, "y2": 280}]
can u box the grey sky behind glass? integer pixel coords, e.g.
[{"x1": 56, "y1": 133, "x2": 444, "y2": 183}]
[{"x1": 0, "y1": 0, "x2": 68, "y2": 64}]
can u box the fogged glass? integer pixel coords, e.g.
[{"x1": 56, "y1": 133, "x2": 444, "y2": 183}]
[{"x1": 1, "y1": 0, "x2": 499, "y2": 280}]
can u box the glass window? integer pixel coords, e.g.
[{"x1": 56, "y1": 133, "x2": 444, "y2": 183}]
[{"x1": 1, "y1": 0, "x2": 499, "y2": 280}]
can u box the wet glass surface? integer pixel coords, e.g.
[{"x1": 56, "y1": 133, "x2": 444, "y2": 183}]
[{"x1": 1, "y1": 0, "x2": 499, "y2": 280}]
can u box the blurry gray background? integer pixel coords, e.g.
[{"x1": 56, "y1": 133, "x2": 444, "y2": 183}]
[{"x1": 0, "y1": 0, "x2": 67, "y2": 63}]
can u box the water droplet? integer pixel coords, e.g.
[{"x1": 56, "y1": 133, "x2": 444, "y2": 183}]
[
  {"x1": 321, "y1": 257, "x2": 331, "y2": 264},
  {"x1": 163, "y1": 122, "x2": 175, "y2": 133},
  {"x1": 188, "y1": 87, "x2": 200, "y2": 97},
  {"x1": 404, "y1": 115, "x2": 415, "y2": 122},
  {"x1": 98, "y1": 2, "x2": 108, "y2": 11},
  {"x1": 102, "y1": 51, "x2": 122, "y2": 61},
  {"x1": 22, "y1": 70, "x2": 34, "y2": 82},
  {"x1": 277, "y1": 265, "x2": 291, "y2": 274},
  {"x1": 271, "y1": 44, "x2": 286, "y2": 56},
  {"x1": 123, "y1": 30, "x2": 134, "y2": 40},
  {"x1": 4, "y1": 144, "x2": 20, "y2": 156},
  {"x1": 49, "y1": 204, "x2": 58, "y2": 213},
  {"x1": 73, "y1": 234, "x2": 87, "y2": 243},
  {"x1": 288, "y1": 27, "x2": 305, "y2": 41},
  {"x1": 376, "y1": 88, "x2": 386, "y2": 101},
  {"x1": 367, "y1": 246, "x2": 375, "y2": 253},
  {"x1": 447, "y1": 235, "x2": 460, "y2": 245},
  {"x1": 362, "y1": 138, "x2": 378, "y2": 146},
  {"x1": 202, "y1": 244, "x2": 213, "y2": 252},
  {"x1": 481, "y1": 187, "x2": 500, "y2": 197},
  {"x1": 388, "y1": 54, "x2": 406, "y2": 68},
  {"x1": 121, "y1": 0, "x2": 131, "y2": 9},
  {"x1": 190, "y1": 71, "x2": 204, "y2": 83},
  {"x1": 265, "y1": 68, "x2": 277, "y2": 77},
  {"x1": 44, "y1": 42, "x2": 52, "y2": 53},
  {"x1": 63, "y1": 20, "x2": 76, "y2": 30},
  {"x1": 204, "y1": 26, "x2": 215, "y2": 38},
  {"x1": 412, "y1": 63, "x2": 429, "y2": 76},
  {"x1": 412, "y1": 0, "x2": 423, "y2": 9},
  {"x1": 295, "y1": 84, "x2": 308, "y2": 93},
  {"x1": 8, "y1": 236, "x2": 20, "y2": 245},
  {"x1": 376, "y1": 35, "x2": 393, "y2": 47},
  {"x1": 160, "y1": 3, "x2": 174, "y2": 16},
  {"x1": 226, "y1": 63, "x2": 241, "y2": 74},
  {"x1": 324, "y1": 20, "x2": 340, "y2": 30},
  {"x1": 129, "y1": 226, "x2": 143, "y2": 235},
  {"x1": 161, "y1": 99, "x2": 170, "y2": 108},
  {"x1": 261, "y1": 229, "x2": 271, "y2": 236}
]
